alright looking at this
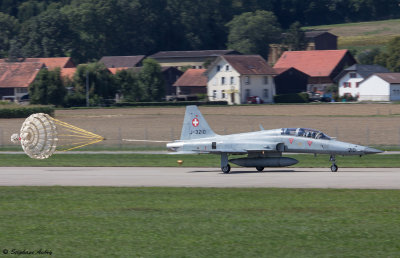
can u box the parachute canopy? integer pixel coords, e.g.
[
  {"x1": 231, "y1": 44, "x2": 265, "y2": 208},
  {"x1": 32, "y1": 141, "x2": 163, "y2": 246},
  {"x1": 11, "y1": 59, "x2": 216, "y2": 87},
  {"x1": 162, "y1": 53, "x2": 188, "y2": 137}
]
[{"x1": 13, "y1": 113, "x2": 104, "y2": 159}]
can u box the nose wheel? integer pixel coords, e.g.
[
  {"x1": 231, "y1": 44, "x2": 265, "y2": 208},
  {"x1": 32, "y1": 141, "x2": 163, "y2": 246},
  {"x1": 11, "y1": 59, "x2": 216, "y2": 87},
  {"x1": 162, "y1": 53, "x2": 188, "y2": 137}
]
[{"x1": 330, "y1": 155, "x2": 338, "y2": 172}]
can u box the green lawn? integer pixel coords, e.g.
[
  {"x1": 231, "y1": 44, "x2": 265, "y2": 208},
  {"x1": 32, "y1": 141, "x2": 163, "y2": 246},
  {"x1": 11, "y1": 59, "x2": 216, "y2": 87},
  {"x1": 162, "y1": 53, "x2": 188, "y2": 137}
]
[
  {"x1": 304, "y1": 18, "x2": 400, "y2": 50},
  {"x1": 0, "y1": 187, "x2": 399, "y2": 257},
  {"x1": 0, "y1": 153, "x2": 399, "y2": 168}
]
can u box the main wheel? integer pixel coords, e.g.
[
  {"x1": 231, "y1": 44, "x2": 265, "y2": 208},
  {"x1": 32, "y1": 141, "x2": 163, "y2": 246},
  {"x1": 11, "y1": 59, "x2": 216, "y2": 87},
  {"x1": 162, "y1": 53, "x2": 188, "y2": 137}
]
[
  {"x1": 331, "y1": 164, "x2": 338, "y2": 172},
  {"x1": 256, "y1": 166, "x2": 264, "y2": 172},
  {"x1": 222, "y1": 164, "x2": 231, "y2": 174}
]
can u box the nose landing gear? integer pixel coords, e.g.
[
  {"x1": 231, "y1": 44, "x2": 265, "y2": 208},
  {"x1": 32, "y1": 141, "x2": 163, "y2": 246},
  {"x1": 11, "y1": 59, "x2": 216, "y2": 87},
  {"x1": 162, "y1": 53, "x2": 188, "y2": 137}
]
[{"x1": 330, "y1": 155, "x2": 338, "y2": 172}]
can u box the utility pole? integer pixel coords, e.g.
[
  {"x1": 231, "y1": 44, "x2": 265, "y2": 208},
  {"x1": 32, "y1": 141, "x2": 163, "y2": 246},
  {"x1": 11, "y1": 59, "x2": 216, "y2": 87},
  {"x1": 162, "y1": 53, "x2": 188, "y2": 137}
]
[{"x1": 86, "y1": 71, "x2": 89, "y2": 107}]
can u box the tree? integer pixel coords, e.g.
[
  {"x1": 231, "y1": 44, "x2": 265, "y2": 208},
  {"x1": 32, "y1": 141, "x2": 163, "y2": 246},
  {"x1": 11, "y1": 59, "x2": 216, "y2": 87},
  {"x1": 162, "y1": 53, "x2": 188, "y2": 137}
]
[
  {"x1": 29, "y1": 69, "x2": 48, "y2": 105},
  {"x1": 115, "y1": 69, "x2": 142, "y2": 102},
  {"x1": 7, "y1": 39, "x2": 23, "y2": 61},
  {"x1": 0, "y1": 12, "x2": 19, "y2": 58},
  {"x1": 74, "y1": 62, "x2": 116, "y2": 105},
  {"x1": 29, "y1": 68, "x2": 66, "y2": 106},
  {"x1": 385, "y1": 37, "x2": 400, "y2": 72},
  {"x1": 18, "y1": 9, "x2": 76, "y2": 58},
  {"x1": 226, "y1": 10, "x2": 281, "y2": 59},
  {"x1": 373, "y1": 36, "x2": 400, "y2": 72},
  {"x1": 47, "y1": 68, "x2": 67, "y2": 105},
  {"x1": 138, "y1": 59, "x2": 165, "y2": 102},
  {"x1": 357, "y1": 48, "x2": 382, "y2": 65},
  {"x1": 282, "y1": 21, "x2": 306, "y2": 51}
]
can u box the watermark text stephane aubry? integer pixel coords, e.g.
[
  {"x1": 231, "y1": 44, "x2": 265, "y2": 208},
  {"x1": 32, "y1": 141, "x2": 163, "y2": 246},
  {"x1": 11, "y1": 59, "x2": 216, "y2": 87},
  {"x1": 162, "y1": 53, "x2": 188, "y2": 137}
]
[{"x1": 2, "y1": 248, "x2": 52, "y2": 255}]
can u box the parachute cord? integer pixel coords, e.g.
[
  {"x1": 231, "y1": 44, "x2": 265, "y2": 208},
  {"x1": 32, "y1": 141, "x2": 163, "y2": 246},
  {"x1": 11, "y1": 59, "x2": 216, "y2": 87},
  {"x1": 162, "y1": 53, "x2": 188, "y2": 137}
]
[
  {"x1": 51, "y1": 118, "x2": 102, "y2": 138},
  {"x1": 58, "y1": 138, "x2": 104, "y2": 152}
]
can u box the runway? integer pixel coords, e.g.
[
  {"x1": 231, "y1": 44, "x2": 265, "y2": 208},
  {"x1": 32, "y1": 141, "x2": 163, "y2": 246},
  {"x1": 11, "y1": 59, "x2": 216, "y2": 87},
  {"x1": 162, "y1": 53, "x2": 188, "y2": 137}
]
[{"x1": 1, "y1": 167, "x2": 400, "y2": 189}]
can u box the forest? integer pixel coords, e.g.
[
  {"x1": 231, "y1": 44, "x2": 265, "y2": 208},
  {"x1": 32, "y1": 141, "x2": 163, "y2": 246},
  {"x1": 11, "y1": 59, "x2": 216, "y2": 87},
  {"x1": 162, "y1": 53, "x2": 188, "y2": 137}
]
[{"x1": 1, "y1": 0, "x2": 400, "y2": 63}]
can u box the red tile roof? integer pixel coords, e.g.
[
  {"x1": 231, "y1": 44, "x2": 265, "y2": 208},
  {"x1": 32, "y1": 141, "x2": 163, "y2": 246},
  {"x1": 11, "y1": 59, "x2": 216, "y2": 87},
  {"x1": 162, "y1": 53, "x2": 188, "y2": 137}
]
[
  {"x1": 60, "y1": 68, "x2": 77, "y2": 79},
  {"x1": 173, "y1": 69, "x2": 207, "y2": 87},
  {"x1": 273, "y1": 67, "x2": 290, "y2": 74},
  {"x1": 24, "y1": 57, "x2": 75, "y2": 69},
  {"x1": 108, "y1": 67, "x2": 130, "y2": 74},
  {"x1": 374, "y1": 73, "x2": 400, "y2": 84},
  {"x1": 274, "y1": 50, "x2": 349, "y2": 77},
  {"x1": 0, "y1": 62, "x2": 44, "y2": 88},
  {"x1": 223, "y1": 55, "x2": 276, "y2": 75}
]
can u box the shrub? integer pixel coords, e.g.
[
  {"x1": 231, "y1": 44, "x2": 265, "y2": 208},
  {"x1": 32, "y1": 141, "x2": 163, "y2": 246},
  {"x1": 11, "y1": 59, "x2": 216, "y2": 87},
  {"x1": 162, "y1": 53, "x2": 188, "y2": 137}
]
[
  {"x1": 274, "y1": 93, "x2": 309, "y2": 103},
  {"x1": 0, "y1": 105, "x2": 55, "y2": 118},
  {"x1": 113, "y1": 101, "x2": 228, "y2": 107}
]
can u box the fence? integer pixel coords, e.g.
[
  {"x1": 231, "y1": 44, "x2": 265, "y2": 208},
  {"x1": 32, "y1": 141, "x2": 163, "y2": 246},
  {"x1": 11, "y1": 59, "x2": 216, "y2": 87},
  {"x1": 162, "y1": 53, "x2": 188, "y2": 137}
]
[{"x1": 1, "y1": 125, "x2": 400, "y2": 150}]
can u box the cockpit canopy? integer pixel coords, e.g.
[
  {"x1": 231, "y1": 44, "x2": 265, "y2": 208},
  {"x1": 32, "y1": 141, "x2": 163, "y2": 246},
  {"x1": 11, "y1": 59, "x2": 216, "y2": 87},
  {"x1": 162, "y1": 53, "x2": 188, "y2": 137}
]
[{"x1": 281, "y1": 128, "x2": 331, "y2": 140}]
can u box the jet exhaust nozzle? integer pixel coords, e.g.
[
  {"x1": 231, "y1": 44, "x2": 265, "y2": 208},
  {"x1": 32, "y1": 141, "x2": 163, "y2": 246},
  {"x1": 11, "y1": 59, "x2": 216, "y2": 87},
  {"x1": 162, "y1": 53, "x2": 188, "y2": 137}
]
[{"x1": 229, "y1": 157, "x2": 298, "y2": 167}]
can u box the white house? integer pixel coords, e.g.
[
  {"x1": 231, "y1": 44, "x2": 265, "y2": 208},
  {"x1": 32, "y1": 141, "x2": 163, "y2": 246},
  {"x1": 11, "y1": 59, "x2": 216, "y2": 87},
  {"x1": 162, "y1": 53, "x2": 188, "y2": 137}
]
[
  {"x1": 205, "y1": 55, "x2": 276, "y2": 105},
  {"x1": 358, "y1": 73, "x2": 400, "y2": 101},
  {"x1": 335, "y1": 64, "x2": 390, "y2": 98}
]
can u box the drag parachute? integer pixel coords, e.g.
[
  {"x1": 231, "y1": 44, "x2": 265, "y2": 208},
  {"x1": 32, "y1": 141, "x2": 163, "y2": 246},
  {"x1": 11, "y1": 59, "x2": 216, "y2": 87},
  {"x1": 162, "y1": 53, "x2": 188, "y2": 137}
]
[{"x1": 11, "y1": 113, "x2": 104, "y2": 159}]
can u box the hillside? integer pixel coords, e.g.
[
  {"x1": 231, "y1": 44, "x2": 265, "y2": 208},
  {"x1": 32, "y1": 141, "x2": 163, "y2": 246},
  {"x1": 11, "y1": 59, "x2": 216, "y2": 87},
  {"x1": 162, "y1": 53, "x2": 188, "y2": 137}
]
[{"x1": 305, "y1": 19, "x2": 400, "y2": 50}]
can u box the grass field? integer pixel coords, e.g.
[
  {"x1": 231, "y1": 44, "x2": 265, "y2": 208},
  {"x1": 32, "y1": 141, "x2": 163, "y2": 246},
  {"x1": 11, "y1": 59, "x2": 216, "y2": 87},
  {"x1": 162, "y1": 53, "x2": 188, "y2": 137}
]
[
  {"x1": 0, "y1": 153, "x2": 399, "y2": 168},
  {"x1": 2, "y1": 104, "x2": 400, "y2": 147},
  {"x1": 304, "y1": 19, "x2": 400, "y2": 50},
  {"x1": 1, "y1": 187, "x2": 399, "y2": 257}
]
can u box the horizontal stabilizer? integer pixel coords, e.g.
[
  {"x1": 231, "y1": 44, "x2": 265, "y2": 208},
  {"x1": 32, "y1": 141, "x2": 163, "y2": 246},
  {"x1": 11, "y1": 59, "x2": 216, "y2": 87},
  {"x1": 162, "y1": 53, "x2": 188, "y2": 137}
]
[{"x1": 123, "y1": 139, "x2": 170, "y2": 143}]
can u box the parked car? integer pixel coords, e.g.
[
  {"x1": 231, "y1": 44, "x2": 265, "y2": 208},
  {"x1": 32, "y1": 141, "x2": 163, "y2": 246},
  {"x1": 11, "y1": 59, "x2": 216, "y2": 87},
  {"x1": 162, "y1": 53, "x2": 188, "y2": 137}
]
[{"x1": 247, "y1": 96, "x2": 263, "y2": 104}]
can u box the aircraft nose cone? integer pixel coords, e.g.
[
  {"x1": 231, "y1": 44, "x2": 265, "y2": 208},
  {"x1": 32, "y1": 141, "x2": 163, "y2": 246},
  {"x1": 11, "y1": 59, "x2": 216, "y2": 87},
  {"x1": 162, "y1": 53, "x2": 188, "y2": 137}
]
[{"x1": 364, "y1": 147, "x2": 383, "y2": 154}]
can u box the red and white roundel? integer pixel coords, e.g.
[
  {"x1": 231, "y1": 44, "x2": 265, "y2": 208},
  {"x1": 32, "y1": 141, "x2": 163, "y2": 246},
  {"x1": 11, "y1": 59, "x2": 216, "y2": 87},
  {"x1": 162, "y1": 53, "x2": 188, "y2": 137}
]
[{"x1": 192, "y1": 118, "x2": 199, "y2": 127}]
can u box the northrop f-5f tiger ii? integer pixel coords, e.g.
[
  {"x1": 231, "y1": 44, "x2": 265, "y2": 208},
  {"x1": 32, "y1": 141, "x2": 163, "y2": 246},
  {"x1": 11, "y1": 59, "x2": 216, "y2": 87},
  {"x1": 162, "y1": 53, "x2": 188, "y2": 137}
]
[{"x1": 167, "y1": 105, "x2": 382, "y2": 173}]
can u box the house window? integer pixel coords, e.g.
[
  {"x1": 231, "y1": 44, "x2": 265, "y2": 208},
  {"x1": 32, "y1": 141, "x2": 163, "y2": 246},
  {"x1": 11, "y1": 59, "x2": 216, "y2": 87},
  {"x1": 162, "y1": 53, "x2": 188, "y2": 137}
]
[
  {"x1": 264, "y1": 76, "x2": 269, "y2": 84},
  {"x1": 213, "y1": 90, "x2": 217, "y2": 99},
  {"x1": 217, "y1": 65, "x2": 221, "y2": 72},
  {"x1": 245, "y1": 89, "x2": 251, "y2": 99},
  {"x1": 225, "y1": 65, "x2": 229, "y2": 71},
  {"x1": 356, "y1": 82, "x2": 360, "y2": 88},
  {"x1": 343, "y1": 82, "x2": 351, "y2": 88},
  {"x1": 263, "y1": 89, "x2": 269, "y2": 98},
  {"x1": 222, "y1": 90, "x2": 226, "y2": 99},
  {"x1": 230, "y1": 77, "x2": 234, "y2": 85},
  {"x1": 221, "y1": 77, "x2": 225, "y2": 85},
  {"x1": 350, "y1": 72, "x2": 357, "y2": 78},
  {"x1": 245, "y1": 76, "x2": 250, "y2": 85},
  {"x1": 16, "y1": 88, "x2": 28, "y2": 93}
]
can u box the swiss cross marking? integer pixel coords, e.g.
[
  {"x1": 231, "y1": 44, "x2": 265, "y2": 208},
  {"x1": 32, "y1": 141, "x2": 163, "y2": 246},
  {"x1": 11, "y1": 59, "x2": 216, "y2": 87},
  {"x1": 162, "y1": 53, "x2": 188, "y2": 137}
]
[{"x1": 192, "y1": 118, "x2": 199, "y2": 127}]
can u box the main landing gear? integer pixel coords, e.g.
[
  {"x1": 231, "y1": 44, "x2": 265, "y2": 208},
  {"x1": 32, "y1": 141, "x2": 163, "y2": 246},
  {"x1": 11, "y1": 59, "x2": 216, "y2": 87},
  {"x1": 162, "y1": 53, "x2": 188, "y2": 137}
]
[
  {"x1": 221, "y1": 153, "x2": 231, "y2": 173},
  {"x1": 222, "y1": 164, "x2": 231, "y2": 173},
  {"x1": 330, "y1": 155, "x2": 338, "y2": 172}
]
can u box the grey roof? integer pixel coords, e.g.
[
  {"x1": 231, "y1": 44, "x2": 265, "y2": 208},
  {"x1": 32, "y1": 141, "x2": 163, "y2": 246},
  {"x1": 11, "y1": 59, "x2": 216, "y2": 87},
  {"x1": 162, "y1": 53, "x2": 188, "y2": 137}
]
[
  {"x1": 149, "y1": 50, "x2": 240, "y2": 59},
  {"x1": 99, "y1": 56, "x2": 145, "y2": 68},
  {"x1": 374, "y1": 73, "x2": 400, "y2": 84},
  {"x1": 222, "y1": 55, "x2": 276, "y2": 75},
  {"x1": 305, "y1": 30, "x2": 337, "y2": 38},
  {"x1": 334, "y1": 64, "x2": 390, "y2": 82},
  {"x1": 128, "y1": 66, "x2": 182, "y2": 73}
]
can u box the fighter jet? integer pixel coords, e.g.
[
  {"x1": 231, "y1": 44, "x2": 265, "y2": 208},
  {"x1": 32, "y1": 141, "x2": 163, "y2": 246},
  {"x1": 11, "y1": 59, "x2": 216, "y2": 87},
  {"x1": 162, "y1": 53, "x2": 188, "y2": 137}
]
[{"x1": 167, "y1": 106, "x2": 382, "y2": 173}]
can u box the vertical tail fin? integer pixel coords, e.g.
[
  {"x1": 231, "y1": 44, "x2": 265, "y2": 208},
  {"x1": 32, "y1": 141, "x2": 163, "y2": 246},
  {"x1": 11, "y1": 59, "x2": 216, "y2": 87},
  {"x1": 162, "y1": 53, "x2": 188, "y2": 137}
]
[{"x1": 180, "y1": 106, "x2": 217, "y2": 140}]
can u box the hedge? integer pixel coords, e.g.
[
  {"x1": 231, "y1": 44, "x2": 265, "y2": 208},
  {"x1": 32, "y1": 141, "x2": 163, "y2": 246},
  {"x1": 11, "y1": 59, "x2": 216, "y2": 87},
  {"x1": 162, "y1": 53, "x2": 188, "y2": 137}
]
[
  {"x1": 0, "y1": 105, "x2": 55, "y2": 118},
  {"x1": 274, "y1": 93, "x2": 309, "y2": 103},
  {"x1": 113, "y1": 101, "x2": 228, "y2": 107}
]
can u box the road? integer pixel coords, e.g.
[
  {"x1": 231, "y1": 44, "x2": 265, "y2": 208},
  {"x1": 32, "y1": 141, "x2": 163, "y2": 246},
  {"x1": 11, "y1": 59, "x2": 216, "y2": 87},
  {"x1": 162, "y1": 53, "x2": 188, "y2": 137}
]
[{"x1": 1, "y1": 167, "x2": 400, "y2": 189}]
